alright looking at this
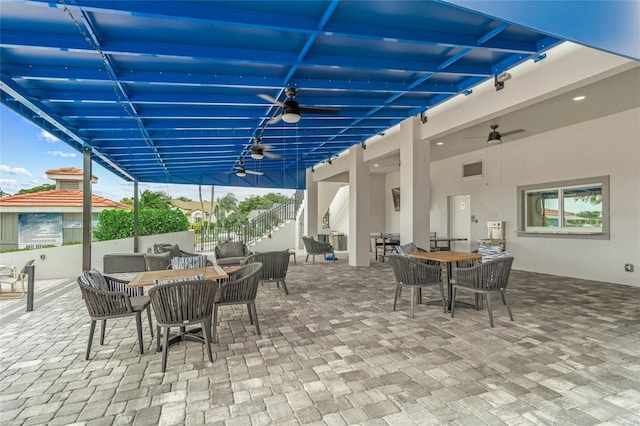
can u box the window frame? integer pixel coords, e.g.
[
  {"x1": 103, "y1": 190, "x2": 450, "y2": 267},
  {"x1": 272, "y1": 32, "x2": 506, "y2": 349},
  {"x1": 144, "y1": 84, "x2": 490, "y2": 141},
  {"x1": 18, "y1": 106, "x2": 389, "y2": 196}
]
[{"x1": 517, "y1": 175, "x2": 610, "y2": 240}]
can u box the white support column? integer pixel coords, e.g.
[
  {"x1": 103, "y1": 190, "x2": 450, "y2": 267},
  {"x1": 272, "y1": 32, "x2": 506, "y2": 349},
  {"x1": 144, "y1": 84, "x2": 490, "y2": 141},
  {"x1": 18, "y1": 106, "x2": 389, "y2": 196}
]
[
  {"x1": 304, "y1": 168, "x2": 318, "y2": 239},
  {"x1": 348, "y1": 145, "x2": 370, "y2": 266},
  {"x1": 400, "y1": 116, "x2": 431, "y2": 249}
]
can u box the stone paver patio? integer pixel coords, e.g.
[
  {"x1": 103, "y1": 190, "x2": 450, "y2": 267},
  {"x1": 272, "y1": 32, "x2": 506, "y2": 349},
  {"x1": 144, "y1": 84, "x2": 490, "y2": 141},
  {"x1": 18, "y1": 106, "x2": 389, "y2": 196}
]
[{"x1": 1, "y1": 255, "x2": 639, "y2": 425}]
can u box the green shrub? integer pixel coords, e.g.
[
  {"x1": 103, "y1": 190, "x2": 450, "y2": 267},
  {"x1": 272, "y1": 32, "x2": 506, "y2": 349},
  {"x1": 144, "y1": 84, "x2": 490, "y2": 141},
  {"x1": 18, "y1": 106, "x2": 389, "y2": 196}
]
[{"x1": 93, "y1": 209, "x2": 189, "y2": 241}]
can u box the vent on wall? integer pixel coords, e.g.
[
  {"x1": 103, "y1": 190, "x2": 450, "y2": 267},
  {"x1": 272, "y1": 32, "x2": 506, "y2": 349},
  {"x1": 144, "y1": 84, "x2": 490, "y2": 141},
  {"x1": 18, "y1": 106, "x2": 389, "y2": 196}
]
[{"x1": 462, "y1": 161, "x2": 483, "y2": 180}]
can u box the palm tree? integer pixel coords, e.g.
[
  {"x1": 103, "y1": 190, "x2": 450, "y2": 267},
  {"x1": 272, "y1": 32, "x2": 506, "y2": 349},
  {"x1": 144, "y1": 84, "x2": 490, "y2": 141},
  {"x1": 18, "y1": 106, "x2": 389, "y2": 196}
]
[
  {"x1": 215, "y1": 193, "x2": 239, "y2": 225},
  {"x1": 139, "y1": 189, "x2": 171, "y2": 209}
]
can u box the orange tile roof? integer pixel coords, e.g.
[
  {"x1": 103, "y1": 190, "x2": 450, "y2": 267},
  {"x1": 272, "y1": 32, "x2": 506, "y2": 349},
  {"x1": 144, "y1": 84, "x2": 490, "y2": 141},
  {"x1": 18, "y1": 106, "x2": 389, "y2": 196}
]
[
  {"x1": 0, "y1": 190, "x2": 131, "y2": 209},
  {"x1": 46, "y1": 167, "x2": 98, "y2": 180}
]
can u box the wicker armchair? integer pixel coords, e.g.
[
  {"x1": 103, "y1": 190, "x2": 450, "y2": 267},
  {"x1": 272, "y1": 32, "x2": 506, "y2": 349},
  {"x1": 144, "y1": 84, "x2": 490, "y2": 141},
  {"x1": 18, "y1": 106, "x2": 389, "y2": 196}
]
[
  {"x1": 388, "y1": 254, "x2": 446, "y2": 318},
  {"x1": 243, "y1": 250, "x2": 291, "y2": 294},
  {"x1": 148, "y1": 279, "x2": 217, "y2": 372},
  {"x1": 452, "y1": 257, "x2": 514, "y2": 327},
  {"x1": 213, "y1": 262, "x2": 262, "y2": 342},
  {"x1": 214, "y1": 241, "x2": 252, "y2": 266},
  {"x1": 301, "y1": 236, "x2": 335, "y2": 264},
  {"x1": 77, "y1": 273, "x2": 153, "y2": 360}
]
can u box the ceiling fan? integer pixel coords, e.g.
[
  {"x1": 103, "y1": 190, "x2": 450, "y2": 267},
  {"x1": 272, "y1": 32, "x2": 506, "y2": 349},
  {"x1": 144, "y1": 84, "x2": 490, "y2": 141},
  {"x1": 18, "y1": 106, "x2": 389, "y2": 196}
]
[
  {"x1": 250, "y1": 137, "x2": 280, "y2": 160},
  {"x1": 229, "y1": 160, "x2": 263, "y2": 177},
  {"x1": 485, "y1": 124, "x2": 525, "y2": 145},
  {"x1": 257, "y1": 88, "x2": 340, "y2": 124}
]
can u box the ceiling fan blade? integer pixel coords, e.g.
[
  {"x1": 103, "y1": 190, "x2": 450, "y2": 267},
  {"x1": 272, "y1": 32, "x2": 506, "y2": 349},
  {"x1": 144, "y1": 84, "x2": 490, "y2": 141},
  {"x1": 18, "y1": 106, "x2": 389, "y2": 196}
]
[
  {"x1": 500, "y1": 129, "x2": 525, "y2": 137},
  {"x1": 461, "y1": 136, "x2": 486, "y2": 139},
  {"x1": 264, "y1": 151, "x2": 281, "y2": 159},
  {"x1": 257, "y1": 93, "x2": 285, "y2": 107},
  {"x1": 298, "y1": 106, "x2": 340, "y2": 115},
  {"x1": 268, "y1": 113, "x2": 283, "y2": 124},
  {"x1": 245, "y1": 170, "x2": 264, "y2": 176}
]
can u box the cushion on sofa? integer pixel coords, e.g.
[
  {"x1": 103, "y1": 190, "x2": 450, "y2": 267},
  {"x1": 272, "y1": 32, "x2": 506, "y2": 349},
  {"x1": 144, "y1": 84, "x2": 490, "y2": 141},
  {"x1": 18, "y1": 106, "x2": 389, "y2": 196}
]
[
  {"x1": 144, "y1": 251, "x2": 172, "y2": 271},
  {"x1": 155, "y1": 244, "x2": 182, "y2": 258},
  {"x1": 217, "y1": 241, "x2": 246, "y2": 258}
]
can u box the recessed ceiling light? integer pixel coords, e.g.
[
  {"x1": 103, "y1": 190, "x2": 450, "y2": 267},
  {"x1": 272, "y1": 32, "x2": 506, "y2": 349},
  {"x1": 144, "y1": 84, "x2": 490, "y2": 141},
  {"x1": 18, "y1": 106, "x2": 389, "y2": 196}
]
[
  {"x1": 572, "y1": 95, "x2": 586, "y2": 101},
  {"x1": 373, "y1": 164, "x2": 379, "y2": 167},
  {"x1": 436, "y1": 142, "x2": 444, "y2": 146}
]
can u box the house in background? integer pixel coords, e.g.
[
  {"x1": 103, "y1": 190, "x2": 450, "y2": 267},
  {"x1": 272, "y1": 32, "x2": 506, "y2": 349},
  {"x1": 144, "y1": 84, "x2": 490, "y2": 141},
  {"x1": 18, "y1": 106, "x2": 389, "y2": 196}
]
[
  {"x1": 0, "y1": 167, "x2": 131, "y2": 250},
  {"x1": 170, "y1": 199, "x2": 216, "y2": 224}
]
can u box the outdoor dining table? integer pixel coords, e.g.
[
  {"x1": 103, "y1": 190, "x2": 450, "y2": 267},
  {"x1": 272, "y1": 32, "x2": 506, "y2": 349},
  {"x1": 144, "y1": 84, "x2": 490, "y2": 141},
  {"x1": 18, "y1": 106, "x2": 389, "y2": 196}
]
[
  {"x1": 407, "y1": 251, "x2": 482, "y2": 311},
  {"x1": 126, "y1": 265, "x2": 237, "y2": 288}
]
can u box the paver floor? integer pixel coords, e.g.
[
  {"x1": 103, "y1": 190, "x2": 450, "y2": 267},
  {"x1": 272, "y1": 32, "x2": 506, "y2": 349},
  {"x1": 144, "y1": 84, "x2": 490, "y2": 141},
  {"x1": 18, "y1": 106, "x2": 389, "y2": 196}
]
[{"x1": 1, "y1": 255, "x2": 639, "y2": 425}]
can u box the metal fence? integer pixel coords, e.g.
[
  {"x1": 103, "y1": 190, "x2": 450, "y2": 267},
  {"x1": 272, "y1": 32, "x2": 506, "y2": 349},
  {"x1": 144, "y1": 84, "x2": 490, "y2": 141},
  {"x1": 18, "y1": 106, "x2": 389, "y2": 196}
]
[{"x1": 195, "y1": 190, "x2": 303, "y2": 252}]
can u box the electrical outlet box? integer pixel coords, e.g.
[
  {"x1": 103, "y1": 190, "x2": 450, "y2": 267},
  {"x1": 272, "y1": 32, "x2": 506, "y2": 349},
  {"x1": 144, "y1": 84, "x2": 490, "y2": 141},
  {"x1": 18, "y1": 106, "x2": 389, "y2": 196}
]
[{"x1": 624, "y1": 264, "x2": 633, "y2": 272}]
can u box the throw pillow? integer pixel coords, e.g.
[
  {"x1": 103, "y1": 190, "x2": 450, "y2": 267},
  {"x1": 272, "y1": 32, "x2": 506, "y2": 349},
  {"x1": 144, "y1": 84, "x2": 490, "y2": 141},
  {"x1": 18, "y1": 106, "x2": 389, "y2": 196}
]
[
  {"x1": 171, "y1": 255, "x2": 208, "y2": 270},
  {"x1": 144, "y1": 252, "x2": 172, "y2": 271},
  {"x1": 154, "y1": 273, "x2": 205, "y2": 286},
  {"x1": 80, "y1": 268, "x2": 110, "y2": 291}
]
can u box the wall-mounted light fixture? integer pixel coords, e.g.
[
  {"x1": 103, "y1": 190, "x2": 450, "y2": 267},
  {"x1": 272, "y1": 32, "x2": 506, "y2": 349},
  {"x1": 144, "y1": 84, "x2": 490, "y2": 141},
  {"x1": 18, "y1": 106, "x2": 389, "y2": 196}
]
[{"x1": 494, "y1": 72, "x2": 511, "y2": 91}]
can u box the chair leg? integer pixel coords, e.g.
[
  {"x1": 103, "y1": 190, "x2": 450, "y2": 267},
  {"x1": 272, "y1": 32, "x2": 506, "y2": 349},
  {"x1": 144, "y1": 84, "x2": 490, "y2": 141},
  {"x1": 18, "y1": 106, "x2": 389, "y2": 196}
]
[
  {"x1": 156, "y1": 326, "x2": 162, "y2": 353},
  {"x1": 100, "y1": 319, "x2": 107, "y2": 345},
  {"x1": 212, "y1": 305, "x2": 219, "y2": 343},
  {"x1": 280, "y1": 280, "x2": 289, "y2": 295},
  {"x1": 146, "y1": 306, "x2": 154, "y2": 338},
  {"x1": 312, "y1": 255, "x2": 316, "y2": 264},
  {"x1": 202, "y1": 318, "x2": 213, "y2": 362},
  {"x1": 502, "y1": 291, "x2": 514, "y2": 321},
  {"x1": 247, "y1": 304, "x2": 254, "y2": 324},
  {"x1": 393, "y1": 284, "x2": 401, "y2": 311},
  {"x1": 437, "y1": 282, "x2": 447, "y2": 314},
  {"x1": 161, "y1": 326, "x2": 170, "y2": 372},
  {"x1": 135, "y1": 312, "x2": 144, "y2": 355},
  {"x1": 450, "y1": 287, "x2": 457, "y2": 318},
  {"x1": 86, "y1": 320, "x2": 96, "y2": 360},
  {"x1": 486, "y1": 293, "x2": 494, "y2": 328},
  {"x1": 410, "y1": 287, "x2": 415, "y2": 318},
  {"x1": 306, "y1": 254, "x2": 309, "y2": 263},
  {"x1": 417, "y1": 287, "x2": 422, "y2": 305},
  {"x1": 250, "y1": 303, "x2": 260, "y2": 336}
]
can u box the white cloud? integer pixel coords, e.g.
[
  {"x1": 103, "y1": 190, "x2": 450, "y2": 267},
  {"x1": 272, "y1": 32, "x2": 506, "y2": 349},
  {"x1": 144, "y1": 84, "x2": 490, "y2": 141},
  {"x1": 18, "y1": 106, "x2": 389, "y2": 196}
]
[
  {"x1": 0, "y1": 178, "x2": 18, "y2": 186},
  {"x1": 39, "y1": 129, "x2": 61, "y2": 143},
  {"x1": 29, "y1": 179, "x2": 39, "y2": 185},
  {"x1": 47, "y1": 150, "x2": 77, "y2": 158},
  {"x1": 0, "y1": 165, "x2": 32, "y2": 177}
]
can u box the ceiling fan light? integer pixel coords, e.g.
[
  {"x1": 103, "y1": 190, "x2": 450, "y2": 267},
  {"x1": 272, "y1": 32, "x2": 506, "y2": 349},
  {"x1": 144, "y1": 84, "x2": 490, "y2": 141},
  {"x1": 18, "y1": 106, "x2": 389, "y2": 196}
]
[
  {"x1": 251, "y1": 147, "x2": 264, "y2": 160},
  {"x1": 236, "y1": 170, "x2": 246, "y2": 177},
  {"x1": 282, "y1": 112, "x2": 300, "y2": 123},
  {"x1": 487, "y1": 132, "x2": 501, "y2": 145}
]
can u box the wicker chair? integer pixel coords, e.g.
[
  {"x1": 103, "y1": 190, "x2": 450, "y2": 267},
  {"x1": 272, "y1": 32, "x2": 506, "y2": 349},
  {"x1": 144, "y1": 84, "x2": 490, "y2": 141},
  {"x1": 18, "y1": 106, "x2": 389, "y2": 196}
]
[
  {"x1": 148, "y1": 279, "x2": 217, "y2": 372},
  {"x1": 213, "y1": 262, "x2": 262, "y2": 342},
  {"x1": 77, "y1": 272, "x2": 153, "y2": 360},
  {"x1": 388, "y1": 254, "x2": 446, "y2": 318},
  {"x1": 301, "y1": 236, "x2": 335, "y2": 264},
  {"x1": 451, "y1": 257, "x2": 514, "y2": 327},
  {"x1": 243, "y1": 250, "x2": 291, "y2": 294}
]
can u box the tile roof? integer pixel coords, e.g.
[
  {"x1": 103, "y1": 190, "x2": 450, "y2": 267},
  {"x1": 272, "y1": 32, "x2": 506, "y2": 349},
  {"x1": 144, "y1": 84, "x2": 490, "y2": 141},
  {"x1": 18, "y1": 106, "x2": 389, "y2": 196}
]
[
  {"x1": 0, "y1": 190, "x2": 131, "y2": 209},
  {"x1": 46, "y1": 167, "x2": 98, "y2": 181}
]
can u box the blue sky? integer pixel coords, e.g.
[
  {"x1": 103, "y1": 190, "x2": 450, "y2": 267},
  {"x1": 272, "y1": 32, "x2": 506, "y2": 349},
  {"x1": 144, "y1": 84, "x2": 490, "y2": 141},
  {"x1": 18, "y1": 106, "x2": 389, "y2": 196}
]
[{"x1": 0, "y1": 105, "x2": 294, "y2": 202}]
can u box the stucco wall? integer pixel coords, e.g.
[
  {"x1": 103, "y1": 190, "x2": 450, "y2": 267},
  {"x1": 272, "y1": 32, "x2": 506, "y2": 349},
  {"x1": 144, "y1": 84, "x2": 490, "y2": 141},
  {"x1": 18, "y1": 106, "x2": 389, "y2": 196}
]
[
  {"x1": 429, "y1": 108, "x2": 640, "y2": 286},
  {"x1": 5, "y1": 230, "x2": 195, "y2": 280}
]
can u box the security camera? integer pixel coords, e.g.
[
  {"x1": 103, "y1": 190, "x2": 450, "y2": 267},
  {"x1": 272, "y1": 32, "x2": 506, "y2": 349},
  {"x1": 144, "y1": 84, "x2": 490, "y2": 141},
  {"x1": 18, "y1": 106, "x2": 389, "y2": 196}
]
[{"x1": 496, "y1": 72, "x2": 512, "y2": 83}]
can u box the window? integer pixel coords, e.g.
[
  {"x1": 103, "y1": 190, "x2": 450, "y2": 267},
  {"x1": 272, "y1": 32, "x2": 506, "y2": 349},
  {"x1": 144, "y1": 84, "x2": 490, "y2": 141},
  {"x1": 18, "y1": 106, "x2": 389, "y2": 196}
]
[{"x1": 517, "y1": 176, "x2": 609, "y2": 239}]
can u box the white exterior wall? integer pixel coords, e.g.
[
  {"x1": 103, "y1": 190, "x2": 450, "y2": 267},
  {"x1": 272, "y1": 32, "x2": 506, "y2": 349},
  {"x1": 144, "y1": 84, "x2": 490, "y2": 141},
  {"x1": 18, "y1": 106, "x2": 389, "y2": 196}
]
[
  {"x1": 430, "y1": 108, "x2": 640, "y2": 286},
  {"x1": 249, "y1": 219, "x2": 296, "y2": 252},
  {"x1": 7, "y1": 230, "x2": 195, "y2": 280}
]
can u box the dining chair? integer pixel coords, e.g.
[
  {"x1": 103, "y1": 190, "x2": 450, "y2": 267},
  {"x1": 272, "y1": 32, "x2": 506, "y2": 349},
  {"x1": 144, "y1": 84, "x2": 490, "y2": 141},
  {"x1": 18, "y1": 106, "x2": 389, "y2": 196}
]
[
  {"x1": 301, "y1": 236, "x2": 335, "y2": 263},
  {"x1": 77, "y1": 269, "x2": 153, "y2": 360},
  {"x1": 242, "y1": 250, "x2": 291, "y2": 294},
  {"x1": 451, "y1": 257, "x2": 514, "y2": 327},
  {"x1": 148, "y1": 279, "x2": 217, "y2": 372},
  {"x1": 388, "y1": 254, "x2": 446, "y2": 318},
  {"x1": 213, "y1": 262, "x2": 262, "y2": 342},
  {"x1": 0, "y1": 259, "x2": 35, "y2": 296}
]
